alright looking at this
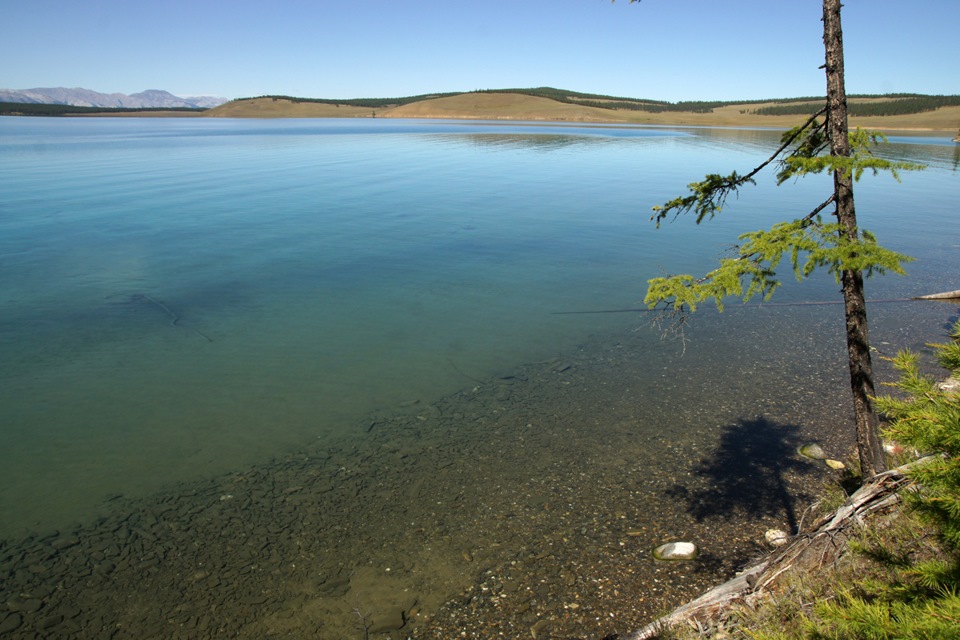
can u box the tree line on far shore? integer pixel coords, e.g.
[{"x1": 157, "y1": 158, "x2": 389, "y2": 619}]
[
  {"x1": 751, "y1": 94, "x2": 960, "y2": 117},
  {"x1": 0, "y1": 102, "x2": 206, "y2": 116}
]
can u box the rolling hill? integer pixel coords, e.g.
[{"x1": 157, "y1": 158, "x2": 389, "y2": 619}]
[{"x1": 205, "y1": 88, "x2": 960, "y2": 131}]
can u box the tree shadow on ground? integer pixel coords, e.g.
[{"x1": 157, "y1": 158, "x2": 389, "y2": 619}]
[{"x1": 667, "y1": 417, "x2": 815, "y2": 533}]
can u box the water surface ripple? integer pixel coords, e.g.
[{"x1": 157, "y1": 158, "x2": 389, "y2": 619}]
[{"x1": 0, "y1": 117, "x2": 956, "y2": 638}]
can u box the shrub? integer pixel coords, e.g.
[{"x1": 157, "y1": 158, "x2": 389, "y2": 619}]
[
  {"x1": 877, "y1": 320, "x2": 960, "y2": 552},
  {"x1": 799, "y1": 321, "x2": 960, "y2": 638}
]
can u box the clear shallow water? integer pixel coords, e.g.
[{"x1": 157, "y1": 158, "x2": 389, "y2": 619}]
[{"x1": 1, "y1": 117, "x2": 957, "y2": 538}]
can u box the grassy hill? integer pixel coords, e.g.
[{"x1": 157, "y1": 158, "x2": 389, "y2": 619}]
[{"x1": 204, "y1": 88, "x2": 960, "y2": 131}]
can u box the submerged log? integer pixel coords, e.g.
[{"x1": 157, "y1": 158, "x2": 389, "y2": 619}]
[{"x1": 914, "y1": 290, "x2": 960, "y2": 301}]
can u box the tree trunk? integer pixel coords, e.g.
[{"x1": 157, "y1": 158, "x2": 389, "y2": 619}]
[{"x1": 822, "y1": 0, "x2": 887, "y2": 477}]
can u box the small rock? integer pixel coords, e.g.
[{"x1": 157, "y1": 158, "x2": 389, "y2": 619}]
[
  {"x1": 530, "y1": 619, "x2": 552, "y2": 639},
  {"x1": 51, "y1": 535, "x2": 79, "y2": 550},
  {"x1": 7, "y1": 598, "x2": 43, "y2": 613},
  {"x1": 798, "y1": 443, "x2": 827, "y2": 460},
  {"x1": 652, "y1": 541, "x2": 699, "y2": 561},
  {"x1": 0, "y1": 613, "x2": 23, "y2": 634},
  {"x1": 825, "y1": 459, "x2": 845, "y2": 470},
  {"x1": 59, "y1": 606, "x2": 82, "y2": 620},
  {"x1": 318, "y1": 577, "x2": 350, "y2": 597},
  {"x1": 938, "y1": 376, "x2": 959, "y2": 393},
  {"x1": 38, "y1": 614, "x2": 63, "y2": 630},
  {"x1": 369, "y1": 608, "x2": 405, "y2": 633},
  {"x1": 764, "y1": 529, "x2": 789, "y2": 547}
]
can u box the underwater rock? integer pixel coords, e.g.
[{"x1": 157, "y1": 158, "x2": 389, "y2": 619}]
[
  {"x1": 798, "y1": 443, "x2": 827, "y2": 460},
  {"x1": 369, "y1": 607, "x2": 405, "y2": 633},
  {"x1": 0, "y1": 613, "x2": 23, "y2": 634},
  {"x1": 653, "y1": 541, "x2": 699, "y2": 561}
]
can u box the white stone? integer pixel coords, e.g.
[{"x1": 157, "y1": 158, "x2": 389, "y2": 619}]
[
  {"x1": 764, "y1": 529, "x2": 789, "y2": 547},
  {"x1": 653, "y1": 541, "x2": 699, "y2": 561},
  {"x1": 938, "y1": 376, "x2": 959, "y2": 393},
  {"x1": 825, "y1": 459, "x2": 846, "y2": 470}
]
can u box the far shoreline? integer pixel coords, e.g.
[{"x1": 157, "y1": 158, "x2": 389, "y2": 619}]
[
  {"x1": 34, "y1": 91, "x2": 953, "y2": 135},
  {"x1": 6, "y1": 90, "x2": 958, "y2": 134},
  {"x1": 198, "y1": 94, "x2": 960, "y2": 134},
  {"x1": 61, "y1": 109, "x2": 959, "y2": 135}
]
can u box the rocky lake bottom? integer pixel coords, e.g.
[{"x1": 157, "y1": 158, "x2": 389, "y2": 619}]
[{"x1": 0, "y1": 307, "x2": 893, "y2": 640}]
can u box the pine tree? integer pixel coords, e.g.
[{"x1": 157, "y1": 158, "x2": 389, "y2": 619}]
[{"x1": 633, "y1": 0, "x2": 922, "y2": 478}]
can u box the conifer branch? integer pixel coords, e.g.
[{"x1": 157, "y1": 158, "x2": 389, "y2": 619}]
[{"x1": 651, "y1": 107, "x2": 827, "y2": 227}]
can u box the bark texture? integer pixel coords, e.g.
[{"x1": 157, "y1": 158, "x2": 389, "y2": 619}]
[{"x1": 822, "y1": 0, "x2": 886, "y2": 477}]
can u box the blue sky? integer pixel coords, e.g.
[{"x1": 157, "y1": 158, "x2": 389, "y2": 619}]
[{"x1": 3, "y1": 0, "x2": 957, "y2": 102}]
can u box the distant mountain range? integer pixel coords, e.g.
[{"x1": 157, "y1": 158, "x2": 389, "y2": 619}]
[{"x1": 0, "y1": 87, "x2": 228, "y2": 109}]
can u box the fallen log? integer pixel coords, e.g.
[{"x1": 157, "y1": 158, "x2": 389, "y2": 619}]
[
  {"x1": 622, "y1": 465, "x2": 918, "y2": 640},
  {"x1": 914, "y1": 290, "x2": 960, "y2": 301}
]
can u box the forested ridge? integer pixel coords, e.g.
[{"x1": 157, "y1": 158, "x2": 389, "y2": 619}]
[
  {"x1": 236, "y1": 88, "x2": 960, "y2": 116},
  {"x1": 752, "y1": 94, "x2": 960, "y2": 117}
]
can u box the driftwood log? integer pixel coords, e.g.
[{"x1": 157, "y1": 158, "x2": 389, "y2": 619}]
[
  {"x1": 623, "y1": 466, "x2": 916, "y2": 639},
  {"x1": 914, "y1": 290, "x2": 960, "y2": 301}
]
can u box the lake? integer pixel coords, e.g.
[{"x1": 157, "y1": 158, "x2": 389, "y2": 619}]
[{"x1": 0, "y1": 117, "x2": 957, "y2": 638}]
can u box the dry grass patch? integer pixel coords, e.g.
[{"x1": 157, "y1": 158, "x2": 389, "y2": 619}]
[
  {"x1": 383, "y1": 92, "x2": 634, "y2": 122},
  {"x1": 206, "y1": 98, "x2": 390, "y2": 118}
]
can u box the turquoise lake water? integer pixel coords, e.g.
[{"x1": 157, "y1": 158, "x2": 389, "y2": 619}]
[{"x1": 1, "y1": 117, "x2": 957, "y2": 538}]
